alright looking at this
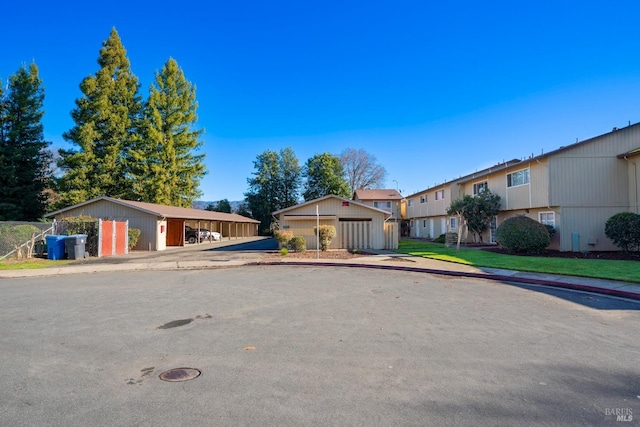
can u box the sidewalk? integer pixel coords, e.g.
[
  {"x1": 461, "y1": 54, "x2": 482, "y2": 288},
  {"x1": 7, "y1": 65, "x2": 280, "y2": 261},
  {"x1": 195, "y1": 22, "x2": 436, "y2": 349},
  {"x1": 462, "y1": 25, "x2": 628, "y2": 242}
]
[{"x1": 1, "y1": 244, "x2": 639, "y2": 302}]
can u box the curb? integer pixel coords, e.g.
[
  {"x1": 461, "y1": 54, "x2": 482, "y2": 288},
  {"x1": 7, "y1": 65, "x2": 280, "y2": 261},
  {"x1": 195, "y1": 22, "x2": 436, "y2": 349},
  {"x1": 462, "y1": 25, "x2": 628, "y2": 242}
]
[{"x1": 249, "y1": 261, "x2": 640, "y2": 302}]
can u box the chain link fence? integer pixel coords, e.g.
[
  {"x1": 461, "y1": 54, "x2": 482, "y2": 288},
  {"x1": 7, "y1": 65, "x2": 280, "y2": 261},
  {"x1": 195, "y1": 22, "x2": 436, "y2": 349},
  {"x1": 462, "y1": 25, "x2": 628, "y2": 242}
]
[{"x1": 0, "y1": 221, "x2": 55, "y2": 260}]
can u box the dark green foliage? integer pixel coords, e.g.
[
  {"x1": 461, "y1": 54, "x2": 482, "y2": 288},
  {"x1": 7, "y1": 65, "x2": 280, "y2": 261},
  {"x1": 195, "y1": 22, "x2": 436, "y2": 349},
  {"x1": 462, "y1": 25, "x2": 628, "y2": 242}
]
[
  {"x1": 447, "y1": 191, "x2": 501, "y2": 243},
  {"x1": 128, "y1": 228, "x2": 141, "y2": 249},
  {"x1": 207, "y1": 199, "x2": 231, "y2": 213},
  {"x1": 288, "y1": 236, "x2": 306, "y2": 252},
  {"x1": 303, "y1": 153, "x2": 350, "y2": 200},
  {"x1": 245, "y1": 147, "x2": 301, "y2": 233},
  {"x1": 234, "y1": 201, "x2": 252, "y2": 218},
  {"x1": 544, "y1": 224, "x2": 556, "y2": 238},
  {"x1": 605, "y1": 212, "x2": 640, "y2": 252},
  {"x1": 57, "y1": 28, "x2": 143, "y2": 207},
  {"x1": 495, "y1": 215, "x2": 550, "y2": 254},
  {"x1": 433, "y1": 233, "x2": 446, "y2": 244},
  {"x1": 0, "y1": 63, "x2": 52, "y2": 220},
  {"x1": 129, "y1": 58, "x2": 206, "y2": 207}
]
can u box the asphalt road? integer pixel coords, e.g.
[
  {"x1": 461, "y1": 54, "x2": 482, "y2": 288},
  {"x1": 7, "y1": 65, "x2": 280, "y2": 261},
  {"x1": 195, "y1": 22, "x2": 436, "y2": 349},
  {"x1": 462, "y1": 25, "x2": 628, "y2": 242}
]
[{"x1": 1, "y1": 266, "x2": 638, "y2": 426}]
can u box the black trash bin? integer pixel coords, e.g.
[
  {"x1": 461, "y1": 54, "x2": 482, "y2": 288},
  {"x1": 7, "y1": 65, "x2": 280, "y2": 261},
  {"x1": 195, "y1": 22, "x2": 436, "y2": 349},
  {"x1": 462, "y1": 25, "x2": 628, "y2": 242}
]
[{"x1": 64, "y1": 234, "x2": 88, "y2": 260}]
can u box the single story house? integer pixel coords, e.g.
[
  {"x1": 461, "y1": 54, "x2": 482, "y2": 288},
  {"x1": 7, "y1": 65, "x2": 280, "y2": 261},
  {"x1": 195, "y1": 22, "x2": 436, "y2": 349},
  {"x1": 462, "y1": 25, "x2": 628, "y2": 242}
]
[
  {"x1": 45, "y1": 196, "x2": 259, "y2": 251},
  {"x1": 273, "y1": 194, "x2": 398, "y2": 250}
]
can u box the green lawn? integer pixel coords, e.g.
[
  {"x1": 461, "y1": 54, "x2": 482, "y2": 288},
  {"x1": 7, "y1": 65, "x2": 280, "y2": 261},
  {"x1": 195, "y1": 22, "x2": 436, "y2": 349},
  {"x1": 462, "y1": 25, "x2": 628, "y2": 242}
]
[
  {"x1": 395, "y1": 240, "x2": 640, "y2": 283},
  {"x1": 0, "y1": 258, "x2": 74, "y2": 270}
]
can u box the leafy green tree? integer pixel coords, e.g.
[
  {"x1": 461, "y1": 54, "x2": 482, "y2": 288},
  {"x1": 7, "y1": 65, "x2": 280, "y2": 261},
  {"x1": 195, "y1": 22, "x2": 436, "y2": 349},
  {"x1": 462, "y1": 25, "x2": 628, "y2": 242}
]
[
  {"x1": 206, "y1": 199, "x2": 232, "y2": 213},
  {"x1": 303, "y1": 153, "x2": 350, "y2": 201},
  {"x1": 57, "y1": 28, "x2": 142, "y2": 207},
  {"x1": 605, "y1": 212, "x2": 640, "y2": 252},
  {"x1": 234, "y1": 201, "x2": 252, "y2": 218},
  {"x1": 129, "y1": 57, "x2": 206, "y2": 207},
  {"x1": 447, "y1": 191, "x2": 501, "y2": 246},
  {"x1": 279, "y1": 146, "x2": 302, "y2": 207},
  {"x1": 0, "y1": 63, "x2": 52, "y2": 220},
  {"x1": 245, "y1": 147, "x2": 301, "y2": 233}
]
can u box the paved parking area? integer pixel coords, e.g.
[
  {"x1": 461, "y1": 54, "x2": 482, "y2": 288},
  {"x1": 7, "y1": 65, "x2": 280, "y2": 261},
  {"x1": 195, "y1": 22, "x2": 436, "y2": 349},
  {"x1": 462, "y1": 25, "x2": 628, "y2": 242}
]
[{"x1": 1, "y1": 266, "x2": 638, "y2": 426}]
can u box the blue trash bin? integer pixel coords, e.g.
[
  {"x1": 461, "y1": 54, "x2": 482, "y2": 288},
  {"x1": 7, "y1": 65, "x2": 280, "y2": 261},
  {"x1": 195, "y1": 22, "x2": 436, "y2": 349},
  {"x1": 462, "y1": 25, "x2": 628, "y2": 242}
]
[{"x1": 46, "y1": 235, "x2": 67, "y2": 260}]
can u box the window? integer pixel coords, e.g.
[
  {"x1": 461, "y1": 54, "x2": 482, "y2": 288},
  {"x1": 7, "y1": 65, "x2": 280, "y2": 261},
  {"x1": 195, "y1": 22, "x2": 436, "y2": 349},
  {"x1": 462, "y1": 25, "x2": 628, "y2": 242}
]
[
  {"x1": 374, "y1": 201, "x2": 391, "y2": 209},
  {"x1": 423, "y1": 220, "x2": 427, "y2": 227},
  {"x1": 342, "y1": 201, "x2": 350, "y2": 206},
  {"x1": 420, "y1": 195, "x2": 427, "y2": 203},
  {"x1": 507, "y1": 169, "x2": 530, "y2": 187},
  {"x1": 539, "y1": 212, "x2": 555, "y2": 228},
  {"x1": 435, "y1": 189, "x2": 444, "y2": 200},
  {"x1": 408, "y1": 199, "x2": 414, "y2": 207},
  {"x1": 473, "y1": 181, "x2": 488, "y2": 195},
  {"x1": 449, "y1": 217, "x2": 457, "y2": 230}
]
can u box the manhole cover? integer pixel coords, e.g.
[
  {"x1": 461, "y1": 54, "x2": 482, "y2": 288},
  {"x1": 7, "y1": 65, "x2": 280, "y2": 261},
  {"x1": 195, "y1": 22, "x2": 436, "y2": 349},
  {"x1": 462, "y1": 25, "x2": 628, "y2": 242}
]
[{"x1": 159, "y1": 368, "x2": 201, "y2": 382}]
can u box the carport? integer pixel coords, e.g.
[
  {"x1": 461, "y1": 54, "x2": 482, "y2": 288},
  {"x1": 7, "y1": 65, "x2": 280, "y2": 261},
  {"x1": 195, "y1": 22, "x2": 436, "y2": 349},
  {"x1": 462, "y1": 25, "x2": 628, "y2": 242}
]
[{"x1": 46, "y1": 196, "x2": 260, "y2": 251}]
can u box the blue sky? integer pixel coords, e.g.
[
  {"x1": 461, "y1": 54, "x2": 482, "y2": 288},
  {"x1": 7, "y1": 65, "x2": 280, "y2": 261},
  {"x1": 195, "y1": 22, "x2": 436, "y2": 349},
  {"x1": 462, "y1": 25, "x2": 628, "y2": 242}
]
[{"x1": 4, "y1": 1, "x2": 640, "y2": 201}]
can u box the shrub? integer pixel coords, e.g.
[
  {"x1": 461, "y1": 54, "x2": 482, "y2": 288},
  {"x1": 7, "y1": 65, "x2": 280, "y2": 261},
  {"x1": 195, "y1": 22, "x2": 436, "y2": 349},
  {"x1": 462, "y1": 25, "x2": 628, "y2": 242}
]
[
  {"x1": 289, "y1": 236, "x2": 306, "y2": 252},
  {"x1": 605, "y1": 212, "x2": 640, "y2": 252},
  {"x1": 314, "y1": 225, "x2": 336, "y2": 251},
  {"x1": 280, "y1": 247, "x2": 289, "y2": 256},
  {"x1": 495, "y1": 215, "x2": 550, "y2": 254},
  {"x1": 128, "y1": 228, "x2": 141, "y2": 249},
  {"x1": 433, "y1": 233, "x2": 446, "y2": 244},
  {"x1": 273, "y1": 230, "x2": 293, "y2": 248},
  {"x1": 544, "y1": 224, "x2": 556, "y2": 238}
]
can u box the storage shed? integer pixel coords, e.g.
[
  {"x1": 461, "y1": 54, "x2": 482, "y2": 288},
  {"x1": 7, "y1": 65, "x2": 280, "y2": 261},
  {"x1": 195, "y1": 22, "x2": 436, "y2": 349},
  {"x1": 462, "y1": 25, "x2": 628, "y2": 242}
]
[
  {"x1": 45, "y1": 196, "x2": 259, "y2": 251},
  {"x1": 273, "y1": 195, "x2": 398, "y2": 250}
]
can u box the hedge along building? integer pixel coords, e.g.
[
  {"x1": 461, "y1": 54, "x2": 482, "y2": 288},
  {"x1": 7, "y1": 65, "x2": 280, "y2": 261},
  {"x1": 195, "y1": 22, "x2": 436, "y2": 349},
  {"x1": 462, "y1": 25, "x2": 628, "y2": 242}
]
[
  {"x1": 404, "y1": 122, "x2": 640, "y2": 252},
  {"x1": 45, "y1": 196, "x2": 260, "y2": 251},
  {"x1": 273, "y1": 195, "x2": 398, "y2": 250}
]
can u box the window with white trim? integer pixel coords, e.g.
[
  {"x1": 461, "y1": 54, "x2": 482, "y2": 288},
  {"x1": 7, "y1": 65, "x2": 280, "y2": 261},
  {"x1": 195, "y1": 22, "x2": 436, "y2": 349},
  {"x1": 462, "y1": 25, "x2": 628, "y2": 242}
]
[
  {"x1": 539, "y1": 212, "x2": 555, "y2": 228},
  {"x1": 473, "y1": 181, "x2": 488, "y2": 195},
  {"x1": 507, "y1": 168, "x2": 530, "y2": 187},
  {"x1": 423, "y1": 220, "x2": 427, "y2": 227},
  {"x1": 408, "y1": 199, "x2": 414, "y2": 207},
  {"x1": 373, "y1": 201, "x2": 391, "y2": 209},
  {"x1": 435, "y1": 189, "x2": 444, "y2": 200},
  {"x1": 449, "y1": 217, "x2": 457, "y2": 230},
  {"x1": 420, "y1": 195, "x2": 427, "y2": 203}
]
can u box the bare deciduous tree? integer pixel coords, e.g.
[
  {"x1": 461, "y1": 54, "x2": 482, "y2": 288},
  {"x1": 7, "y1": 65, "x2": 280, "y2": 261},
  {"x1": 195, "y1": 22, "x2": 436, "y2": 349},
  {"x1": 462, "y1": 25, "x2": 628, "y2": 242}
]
[{"x1": 340, "y1": 148, "x2": 387, "y2": 193}]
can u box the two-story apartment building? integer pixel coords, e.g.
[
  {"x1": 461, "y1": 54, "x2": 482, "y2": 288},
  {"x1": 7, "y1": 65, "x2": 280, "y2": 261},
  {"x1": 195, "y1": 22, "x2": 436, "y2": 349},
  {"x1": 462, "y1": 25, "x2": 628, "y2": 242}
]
[
  {"x1": 404, "y1": 123, "x2": 640, "y2": 251},
  {"x1": 352, "y1": 189, "x2": 403, "y2": 222}
]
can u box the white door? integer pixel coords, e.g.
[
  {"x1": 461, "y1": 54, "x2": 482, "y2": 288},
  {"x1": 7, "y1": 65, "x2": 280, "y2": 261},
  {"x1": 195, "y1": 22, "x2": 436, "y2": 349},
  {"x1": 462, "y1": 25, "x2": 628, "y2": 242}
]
[
  {"x1": 429, "y1": 219, "x2": 434, "y2": 239},
  {"x1": 416, "y1": 221, "x2": 420, "y2": 237},
  {"x1": 441, "y1": 218, "x2": 446, "y2": 234}
]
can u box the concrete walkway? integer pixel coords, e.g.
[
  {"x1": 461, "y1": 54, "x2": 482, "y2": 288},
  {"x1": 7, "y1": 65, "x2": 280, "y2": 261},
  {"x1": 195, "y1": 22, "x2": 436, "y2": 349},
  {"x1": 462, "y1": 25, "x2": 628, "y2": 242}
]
[{"x1": 1, "y1": 237, "x2": 639, "y2": 301}]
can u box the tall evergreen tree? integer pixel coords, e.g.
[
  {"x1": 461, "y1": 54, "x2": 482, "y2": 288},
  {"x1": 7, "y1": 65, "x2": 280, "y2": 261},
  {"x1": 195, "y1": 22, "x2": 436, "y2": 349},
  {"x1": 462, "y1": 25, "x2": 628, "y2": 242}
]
[
  {"x1": 244, "y1": 147, "x2": 301, "y2": 233},
  {"x1": 57, "y1": 28, "x2": 142, "y2": 207},
  {"x1": 0, "y1": 63, "x2": 51, "y2": 220},
  {"x1": 303, "y1": 152, "x2": 350, "y2": 201},
  {"x1": 129, "y1": 58, "x2": 206, "y2": 207}
]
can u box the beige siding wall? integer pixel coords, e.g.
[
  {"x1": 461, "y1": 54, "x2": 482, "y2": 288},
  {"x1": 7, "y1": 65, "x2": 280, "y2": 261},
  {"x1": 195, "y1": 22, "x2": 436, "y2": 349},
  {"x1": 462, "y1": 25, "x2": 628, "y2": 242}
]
[
  {"x1": 278, "y1": 198, "x2": 388, "y2": 249},
  {"x1": 52, "y1": 200, "x2": 162, "y2": 251},
  {"x1": 557, "y1": 207, "x2": 621, "y2": 251},
  {"x1": 549, "y1": 157, "x2": 628, "y2": 208}
]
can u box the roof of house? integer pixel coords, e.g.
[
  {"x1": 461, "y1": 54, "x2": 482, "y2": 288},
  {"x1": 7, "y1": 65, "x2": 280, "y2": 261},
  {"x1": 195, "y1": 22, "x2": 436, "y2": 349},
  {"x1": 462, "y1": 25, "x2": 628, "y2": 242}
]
[
  {"x1": 272, "y1": 194, "x2": 391, "y2": 216},
  {"x1": 405, "y1": 159, "x2": 521, "y2": 198},
  {"x1": 617, "y1": 147, "x2": 640, "y2": 159},
  {"x1": 353, "y1": 189, "x2": 403, "y2": 201},
  {"x1": 45, "y1": 196, "x2": 260, "y2": 223}
]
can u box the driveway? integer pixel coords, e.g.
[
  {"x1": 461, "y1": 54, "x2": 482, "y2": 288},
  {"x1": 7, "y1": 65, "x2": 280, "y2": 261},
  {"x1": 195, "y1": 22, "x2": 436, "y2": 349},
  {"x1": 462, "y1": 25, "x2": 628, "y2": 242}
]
[{"x1": 1, "y1": 266, "x2": 638, "y2": 426}]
